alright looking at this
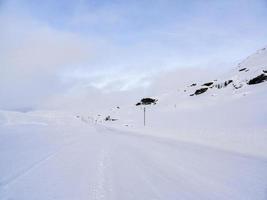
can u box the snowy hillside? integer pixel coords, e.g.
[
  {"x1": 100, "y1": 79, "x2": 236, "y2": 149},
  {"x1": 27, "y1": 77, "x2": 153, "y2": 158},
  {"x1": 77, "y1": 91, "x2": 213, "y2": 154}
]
[
  {"x1": 92, "y1": 47, "x2": 267, "y2": 158},
  {"x1": 187, "y1": 46, "x2": 267, "y2": 95},
  {"x1": 0, "y1": 47, "x2": 267, "y2": 200}
]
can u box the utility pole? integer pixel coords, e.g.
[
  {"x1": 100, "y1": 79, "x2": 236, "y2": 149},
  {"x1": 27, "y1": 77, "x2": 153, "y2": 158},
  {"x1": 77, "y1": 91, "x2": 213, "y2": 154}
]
[
  {"x1": 144, "y1": 107, "x2": 146, "y2": 126},
  {"x1": 136, "y1": 98, "x2": 157, "y2": 127}
]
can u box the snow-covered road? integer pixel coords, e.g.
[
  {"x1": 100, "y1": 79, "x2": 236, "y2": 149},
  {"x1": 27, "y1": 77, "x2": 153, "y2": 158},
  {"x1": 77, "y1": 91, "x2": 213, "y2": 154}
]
[{"x1": 0, "y1": 123, "x2": 267, "y2": 200}]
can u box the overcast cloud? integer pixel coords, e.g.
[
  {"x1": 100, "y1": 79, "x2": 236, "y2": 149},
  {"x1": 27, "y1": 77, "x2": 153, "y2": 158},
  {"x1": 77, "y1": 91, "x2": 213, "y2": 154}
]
[{"x1": 0, "y1": 0, "x2": 267, "y2": 111}]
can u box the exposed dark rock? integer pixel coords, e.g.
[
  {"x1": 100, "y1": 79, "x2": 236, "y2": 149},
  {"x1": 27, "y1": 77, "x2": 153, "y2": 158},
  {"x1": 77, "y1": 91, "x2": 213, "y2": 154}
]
[
  {"x1": 263, "y1": 70, "x2": 267, "y2": 73},
  {"x1": 239, "y1": 68, "x2": 247, "y2": 72},
  {"x1": 189, "y1": 94, "x2": 194, "y2": 96},
  {"x1": 233, "y1": 84, "x2": 243, "y2": 89},
  {"x1": 224, "y1": 80, "x2": 233, "y2": 87},
  {"x1": 194, "y1": 88, "x2": 208, "y2": 95},
  {"x1": 215, "y1": 84, "x2": 222, "y2": 89},
  {"x1": 117, "y1": 106, "x2": 120, "y2": 109},
  {"x1": 105, "y1": 115, "x2": 118, "y2": 121},
  {"x1": 215, "y1": 80, "x2": 233, "y2": 89},
  {"x1": 105, "y1": 116, "x2": 111, "y2": 121},
  {"x1": 248, "y1": 74, "x2": 267, "y2": 85},
  {"x1": 202, "y1": 82, "x2": 213, "y2": 87},
  {"x1": 136, "y1": 98, "x2": 158, "y2": 106},
  {"x1": 190, "y1": 83, "x2": 197, "y2": 87}
]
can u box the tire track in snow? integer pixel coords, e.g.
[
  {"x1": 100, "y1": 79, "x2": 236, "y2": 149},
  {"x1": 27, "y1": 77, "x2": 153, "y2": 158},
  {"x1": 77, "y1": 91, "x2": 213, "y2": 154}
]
[
  {"x1": 90, "y1": 148, "x2": 113, "y2": 200},
  {"x1": 0, "y1": 137, "x2": 85, "y2": 190}
]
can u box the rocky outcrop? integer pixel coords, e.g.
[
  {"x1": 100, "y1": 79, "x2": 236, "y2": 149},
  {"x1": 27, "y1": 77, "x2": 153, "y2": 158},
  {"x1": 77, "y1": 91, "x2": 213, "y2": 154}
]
[
  {"x1": 191, "y1": 88, "x2": 208, "y2": 96},
  {"x1": 239, "y1": 68, "x2": 247, "y2": 72},
  {"x1": 105, "y1": 116, "x2": 118, "y2": 121},
  {"x1": 248, "y1": 74, "x2": 267, "y2": 85},
  {"x1": 215, "y1": 80, "x2": 233, "y2": 89},
  {"x1": 233, "y1": 83, "x2": 243, "y2": 89},
  {"x1": 202, "y1": 82, "x2": 213, "y2": 87}
]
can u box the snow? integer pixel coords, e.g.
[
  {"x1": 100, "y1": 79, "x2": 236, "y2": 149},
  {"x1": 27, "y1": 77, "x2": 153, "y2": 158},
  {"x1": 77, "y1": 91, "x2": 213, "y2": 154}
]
[
  {"x1": 1, "y1": 47, "x2": 267, "y2": 199},
  {"x1": 0, "y1": 117, "x2": 267, "y2": 200}
]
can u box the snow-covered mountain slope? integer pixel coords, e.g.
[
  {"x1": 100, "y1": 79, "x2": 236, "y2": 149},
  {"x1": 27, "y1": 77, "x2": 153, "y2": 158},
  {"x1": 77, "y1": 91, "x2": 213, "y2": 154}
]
[
  {"x1": 234, "y1": 47, "x2": 267, "y2": 82},
  {"x1": 182, "y1": 46, "x2": 267, "y2": 96},
  {"x1": 92, "y1": 47, "x2": 267, "y2": 158}
]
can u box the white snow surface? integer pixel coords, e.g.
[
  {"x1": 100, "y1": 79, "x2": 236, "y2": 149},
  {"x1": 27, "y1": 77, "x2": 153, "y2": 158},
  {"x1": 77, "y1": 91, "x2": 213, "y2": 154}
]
[
  {"x1": 0, "y1": 111, "x2": 267, "y2": 200},
  {"x1": 1, "y1": 47, "x2": 267, "y2": 199}
]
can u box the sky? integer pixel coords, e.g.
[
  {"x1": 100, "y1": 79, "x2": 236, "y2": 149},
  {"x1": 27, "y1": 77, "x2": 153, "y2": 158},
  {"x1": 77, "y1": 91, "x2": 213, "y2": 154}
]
[{"x1": 0, "y1": 0, "x2": 267, "y2": 111}]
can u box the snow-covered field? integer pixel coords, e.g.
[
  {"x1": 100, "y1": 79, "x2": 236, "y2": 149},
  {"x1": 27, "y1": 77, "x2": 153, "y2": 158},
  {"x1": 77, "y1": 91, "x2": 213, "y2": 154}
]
[
  {"x1": 0, "y1": 111, "x2": 267, "y2": 200},
  {"x1": 0, "y1": 47, "x2": 267, "y2": 199}
]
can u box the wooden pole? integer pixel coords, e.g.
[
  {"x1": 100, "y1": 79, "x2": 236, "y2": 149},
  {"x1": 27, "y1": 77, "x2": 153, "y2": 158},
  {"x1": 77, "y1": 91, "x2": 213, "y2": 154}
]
[{"x1": 144, "y1": 107, "x2": 146, "y2": 126}]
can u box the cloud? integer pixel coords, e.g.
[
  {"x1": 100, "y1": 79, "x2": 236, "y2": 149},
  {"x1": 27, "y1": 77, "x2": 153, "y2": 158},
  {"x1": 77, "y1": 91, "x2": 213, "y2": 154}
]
[
  {"x1": 0, "y1": 8, "x2": 155, "y2": 111},
  {"x1": 1, "y1": 18, "x2": 95, "y2": 72},
  {"x1": 0, "y1": 10, "x2": 98, "y2": 110},
  {"x1": 0, "y1": 0, "x2": 267, "y2": 111}
]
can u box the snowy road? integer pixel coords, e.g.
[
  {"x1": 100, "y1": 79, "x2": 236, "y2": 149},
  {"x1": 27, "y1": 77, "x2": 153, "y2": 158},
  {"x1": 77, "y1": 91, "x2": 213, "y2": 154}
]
[{"x1": 0, "y1": 123, "x2": 267, "y2": 200}]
